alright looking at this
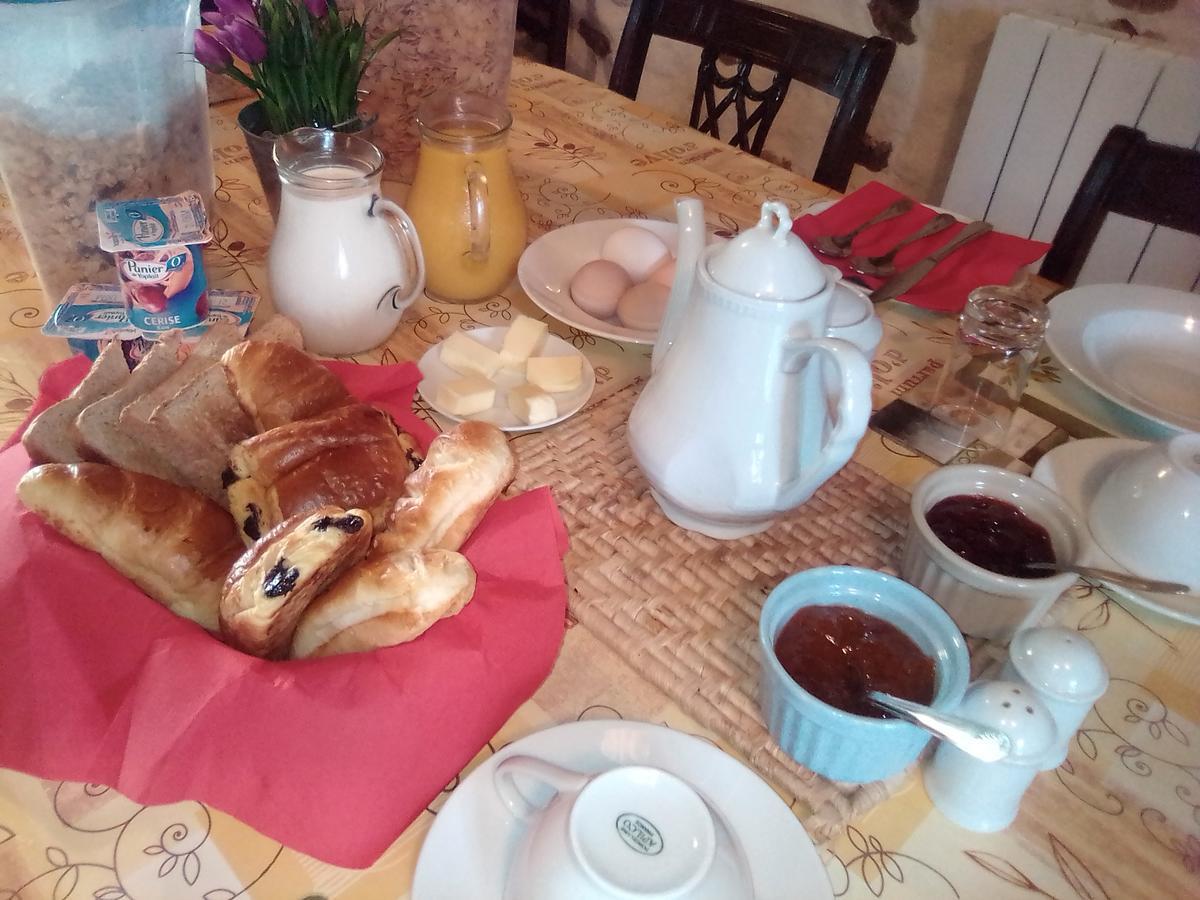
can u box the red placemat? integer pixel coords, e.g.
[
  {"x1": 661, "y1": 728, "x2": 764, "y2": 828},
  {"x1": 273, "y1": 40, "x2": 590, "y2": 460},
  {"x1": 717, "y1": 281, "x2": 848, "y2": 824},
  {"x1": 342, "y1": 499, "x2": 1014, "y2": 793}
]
[
  {"x1": 792, "y1": 181, "x2": 1050, "y2": 313},
  {"x1": 0, "y1": 357, "x2": 568, "y2": 868}
]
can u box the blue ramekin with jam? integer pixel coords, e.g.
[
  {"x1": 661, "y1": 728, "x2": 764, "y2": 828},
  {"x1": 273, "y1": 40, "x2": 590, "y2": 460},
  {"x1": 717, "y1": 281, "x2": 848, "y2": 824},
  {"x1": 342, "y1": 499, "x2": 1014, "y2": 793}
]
[{"x1": 758, "y1": 566, "x2": 970, "y2": 783}]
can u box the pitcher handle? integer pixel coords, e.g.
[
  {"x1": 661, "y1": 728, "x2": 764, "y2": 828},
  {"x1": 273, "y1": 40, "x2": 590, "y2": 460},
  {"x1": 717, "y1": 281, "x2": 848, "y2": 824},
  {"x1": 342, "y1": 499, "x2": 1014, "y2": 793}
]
[
  {"x1": 493, "y1": 755, "x2": 590, "y2": 820},
  {"x1": 466, "y1": 161, "x2": 491, "y2": 262},
  {"x1": 369, "y1": 195, "x2": 427, "y2": 309},
  {"x1": 777, "y1": 336, "x2": 872, "y2": 510}
]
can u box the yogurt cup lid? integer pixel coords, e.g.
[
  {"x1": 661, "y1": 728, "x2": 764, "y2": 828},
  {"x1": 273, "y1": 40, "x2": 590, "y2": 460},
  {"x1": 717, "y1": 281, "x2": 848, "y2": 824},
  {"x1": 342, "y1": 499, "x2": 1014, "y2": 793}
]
[{"x1": 96, "y1": 191, "x2": 211, "y2": 251}]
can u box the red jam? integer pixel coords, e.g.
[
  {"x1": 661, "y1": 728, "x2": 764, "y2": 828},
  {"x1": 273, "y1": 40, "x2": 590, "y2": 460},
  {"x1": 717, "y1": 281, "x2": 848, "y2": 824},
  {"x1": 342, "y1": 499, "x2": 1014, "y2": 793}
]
[
  {"x1": 925, "y1": 494, "x2": 1056, "y2": 578},
  {"x1": 773, "y1": 604, "x2": 935, "y2": 718}
]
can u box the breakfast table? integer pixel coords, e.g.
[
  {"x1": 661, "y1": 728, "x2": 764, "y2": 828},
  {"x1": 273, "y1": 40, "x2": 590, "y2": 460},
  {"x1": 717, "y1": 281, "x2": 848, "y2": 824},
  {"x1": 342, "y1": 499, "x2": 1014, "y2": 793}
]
[{"x1": 0, "y1": 57, "x2": 1197, "y2": 899}]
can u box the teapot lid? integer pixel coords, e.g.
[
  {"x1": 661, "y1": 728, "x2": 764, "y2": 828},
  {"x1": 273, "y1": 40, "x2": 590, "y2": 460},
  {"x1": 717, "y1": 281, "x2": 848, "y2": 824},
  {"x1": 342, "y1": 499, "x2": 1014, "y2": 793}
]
[{"x1": 706, "y1": 200, "x2": 827, "y2": 301}]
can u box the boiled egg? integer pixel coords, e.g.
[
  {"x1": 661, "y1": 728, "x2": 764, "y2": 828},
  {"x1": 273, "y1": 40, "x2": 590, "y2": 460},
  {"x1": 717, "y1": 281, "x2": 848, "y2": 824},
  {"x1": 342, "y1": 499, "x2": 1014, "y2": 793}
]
[
  {"x1": 647, "y1": 255, "x2": 677, "y2": 288},
  {"x1": 617, "y1": 281, "x2": 671, "y2": 331},
  {"x1": 570, "y1": 259, "x2": 632, "y2": 319},
  {"x1": 601, "y1": 226, "x2": 670, "y2": 281}
]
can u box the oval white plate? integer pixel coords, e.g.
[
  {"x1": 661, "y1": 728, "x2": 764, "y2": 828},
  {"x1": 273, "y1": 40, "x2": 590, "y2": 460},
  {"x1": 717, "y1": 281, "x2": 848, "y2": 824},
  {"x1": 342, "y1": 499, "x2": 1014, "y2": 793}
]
[
  {"x1": 517, "y1": 218, "x2": 683, "y2": 345},
  {"x1": 417, "y1": 326, "x2": 595, "y2": 432},
  {"x1": 411, "y1": 719, "x2": 832, "y2": 900},
  {"x1": 1032, "y1": 437, "x2": 1200, "y2": 627},
  {"x1": 1045, "y1": 284, "x2": 1200, "y2": 434}
]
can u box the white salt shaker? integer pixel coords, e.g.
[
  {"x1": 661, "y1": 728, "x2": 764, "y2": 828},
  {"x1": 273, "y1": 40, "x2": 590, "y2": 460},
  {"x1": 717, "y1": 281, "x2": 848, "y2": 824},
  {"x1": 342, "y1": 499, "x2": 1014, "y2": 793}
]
[
  {"x1": 924, "y1": 680, "x2": 1056, "y2": 832},
  {"x1": 1001, "y1": 626, "x2": 1108, "y2": 768}
]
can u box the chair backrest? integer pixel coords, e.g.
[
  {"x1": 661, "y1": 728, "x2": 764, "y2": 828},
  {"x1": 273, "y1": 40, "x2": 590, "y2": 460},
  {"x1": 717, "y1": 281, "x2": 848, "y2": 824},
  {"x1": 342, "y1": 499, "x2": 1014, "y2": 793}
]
[
  {"x1": 516, "y1": 0, "x2": 571, "y2": 71},
  {"x1": 609, "y1": 0, "x2": 894, "y2": 191},
  {"x1": 1041, "y1": 125, "x2": 1200, "y2": 286}
]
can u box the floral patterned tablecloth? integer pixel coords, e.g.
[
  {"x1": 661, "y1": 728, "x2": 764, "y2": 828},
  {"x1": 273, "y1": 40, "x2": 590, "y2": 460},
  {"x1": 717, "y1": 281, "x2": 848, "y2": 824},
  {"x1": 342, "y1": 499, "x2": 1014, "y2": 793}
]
[{"x1": 0, "y1": 59, "x2": 1196, "y2": 899}]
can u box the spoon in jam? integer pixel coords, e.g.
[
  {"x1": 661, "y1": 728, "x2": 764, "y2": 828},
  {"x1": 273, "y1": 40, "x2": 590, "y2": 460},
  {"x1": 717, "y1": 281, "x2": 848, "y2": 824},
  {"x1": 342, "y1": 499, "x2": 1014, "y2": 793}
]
[
  {"x1": 1021, "y1": 562, "x2": 1191, "y2": 595},
  {"x1": 868, "y1": 691, "x2": 1012, "y2": 763}
]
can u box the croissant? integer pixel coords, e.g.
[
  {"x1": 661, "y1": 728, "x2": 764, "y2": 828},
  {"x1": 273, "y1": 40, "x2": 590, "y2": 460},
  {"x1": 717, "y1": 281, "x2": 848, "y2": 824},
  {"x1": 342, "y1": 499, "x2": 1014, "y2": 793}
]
[
  {"x1": 16, "y1": 463, "x2": 244, "y2": 631},
  {"x1": 377, "y1": 420, "x2": 515, "y2": 553},
  {"x1": 290, "y1": 547, "x2": 476, "y2": 658}
]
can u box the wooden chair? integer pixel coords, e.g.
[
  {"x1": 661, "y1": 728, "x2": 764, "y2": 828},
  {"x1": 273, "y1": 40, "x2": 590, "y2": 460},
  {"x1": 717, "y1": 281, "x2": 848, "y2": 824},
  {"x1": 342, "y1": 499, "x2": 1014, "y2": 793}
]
[
  {"x1": 1041, "y1": 125, "x2": 1200, "y2": 286},
  {"x1": 609, "y1": 0, "x2": 894, "y2": 192},
  {"x1": 516, "y1": 0, "x2": 571, "y2": 71}
]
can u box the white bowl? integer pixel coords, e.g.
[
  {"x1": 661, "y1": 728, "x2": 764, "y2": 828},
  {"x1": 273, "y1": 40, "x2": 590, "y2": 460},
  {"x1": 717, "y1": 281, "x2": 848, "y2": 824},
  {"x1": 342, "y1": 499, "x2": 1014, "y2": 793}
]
[
  {"x1": 1087, "y1": 433, "x2": 1200, "y2": 588},
  {"x1": 901, "y1": 466, "x2": 1085, "y2": 641}
]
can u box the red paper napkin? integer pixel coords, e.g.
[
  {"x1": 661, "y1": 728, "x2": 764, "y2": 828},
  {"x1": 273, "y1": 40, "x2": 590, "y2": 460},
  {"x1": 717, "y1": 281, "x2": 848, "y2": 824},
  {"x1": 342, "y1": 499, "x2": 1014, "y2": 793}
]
[
  {"x1": 791, "y1": 181, "x2": 1050, "y2": 314},
  {"x1": 0, "y1": 357, "x2": 569, "y2": 868}
]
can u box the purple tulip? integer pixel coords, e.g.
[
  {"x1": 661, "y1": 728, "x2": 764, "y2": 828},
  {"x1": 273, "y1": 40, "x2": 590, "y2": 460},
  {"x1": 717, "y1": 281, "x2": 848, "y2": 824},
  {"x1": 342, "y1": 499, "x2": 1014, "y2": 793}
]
[
  {"x1": 303, "y1": 0, "x2": 329, "y2": 18},
  {"x1": 221, "y1": 18, "x2": 269, "y2": 64},
  {"x1": 193, "y1": 29, "x2": 234, "y2": 72},
  {"x1": 216, "y1": 0, "x2": 258, "y2": 24}
]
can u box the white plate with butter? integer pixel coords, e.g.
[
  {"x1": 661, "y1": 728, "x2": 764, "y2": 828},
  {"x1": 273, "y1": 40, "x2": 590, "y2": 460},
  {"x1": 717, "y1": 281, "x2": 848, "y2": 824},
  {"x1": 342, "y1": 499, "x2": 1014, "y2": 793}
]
[{"x1": 417, "y1": 325, "x2": 596, "y2": 432}]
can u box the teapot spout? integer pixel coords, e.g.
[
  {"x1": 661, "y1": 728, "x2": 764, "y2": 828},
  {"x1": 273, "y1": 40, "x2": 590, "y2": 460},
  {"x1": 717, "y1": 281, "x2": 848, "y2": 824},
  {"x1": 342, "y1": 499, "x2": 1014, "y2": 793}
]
[{"x1": 651, "y1": 197, "x2": 705, "y2": 373}]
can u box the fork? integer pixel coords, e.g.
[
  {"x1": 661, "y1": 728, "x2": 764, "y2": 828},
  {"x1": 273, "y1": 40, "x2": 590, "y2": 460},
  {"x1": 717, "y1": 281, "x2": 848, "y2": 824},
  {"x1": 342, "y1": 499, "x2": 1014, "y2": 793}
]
[
  {"x1": 811, "y1": 198, "x2": 913, "y2": 258},
  {"x1": 850, "y1": 213, "x2": 958, "y2": 276}
]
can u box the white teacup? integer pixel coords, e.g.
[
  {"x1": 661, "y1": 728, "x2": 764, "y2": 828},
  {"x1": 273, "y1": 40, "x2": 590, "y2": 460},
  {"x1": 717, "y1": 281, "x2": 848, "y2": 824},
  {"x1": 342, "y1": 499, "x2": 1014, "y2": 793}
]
[
  {"x1": 1088, "y1": 434, "x2": 1200, "y2": 589},
  {"x1": 493, "y1": 755, "x2": 750, "y2": 900}
]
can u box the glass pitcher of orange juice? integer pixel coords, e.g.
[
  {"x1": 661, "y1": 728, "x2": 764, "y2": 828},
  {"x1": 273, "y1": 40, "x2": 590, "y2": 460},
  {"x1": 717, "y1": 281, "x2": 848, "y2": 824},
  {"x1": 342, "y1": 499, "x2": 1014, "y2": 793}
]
[{"x1": 406, "y1": 92, "x2": 527, "y2": 304}]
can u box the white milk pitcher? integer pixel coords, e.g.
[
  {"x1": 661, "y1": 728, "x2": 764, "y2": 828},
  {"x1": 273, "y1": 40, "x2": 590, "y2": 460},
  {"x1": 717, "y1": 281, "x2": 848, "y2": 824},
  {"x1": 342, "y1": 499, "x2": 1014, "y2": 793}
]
[
  {"x1": 628, "y1": 199, "x2": 873, "y2": 539},
  {"x1": 268, "y1": 129, "x2": 425, "y2": 355}
]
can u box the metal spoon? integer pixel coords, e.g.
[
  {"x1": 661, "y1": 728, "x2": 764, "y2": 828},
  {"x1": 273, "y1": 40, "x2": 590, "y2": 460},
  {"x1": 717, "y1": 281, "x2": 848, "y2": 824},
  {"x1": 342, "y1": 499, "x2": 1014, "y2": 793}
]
[
  {"x1": 849, "y1": 213, "x2": 958, "y2": 276},
  {"x1": 1022, "y1": 561, "x2": 1192, "y2": 595},
  {"x1": 868, "y1": 691, "x2": 1012, "y2": 763},
  {"x1": 811, "y1": 198, "x2": 914, "y2": 258}
]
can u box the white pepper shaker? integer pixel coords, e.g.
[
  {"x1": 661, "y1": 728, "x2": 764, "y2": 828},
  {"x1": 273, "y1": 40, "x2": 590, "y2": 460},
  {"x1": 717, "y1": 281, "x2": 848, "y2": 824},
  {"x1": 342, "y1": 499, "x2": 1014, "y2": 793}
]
[
  {"x1": 924, "y1": 680, "x2": 1056, "y2": 832},
  {"x1": 1001, "y1": 627, "x2": 1109, "y2": 768}
]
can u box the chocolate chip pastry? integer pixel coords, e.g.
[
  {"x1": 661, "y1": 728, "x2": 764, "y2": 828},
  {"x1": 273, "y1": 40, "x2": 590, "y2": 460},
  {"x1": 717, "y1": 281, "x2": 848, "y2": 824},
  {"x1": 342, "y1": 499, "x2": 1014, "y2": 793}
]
[{"x1": 219, "y1": 506, "x2": 372, "y2": 658}]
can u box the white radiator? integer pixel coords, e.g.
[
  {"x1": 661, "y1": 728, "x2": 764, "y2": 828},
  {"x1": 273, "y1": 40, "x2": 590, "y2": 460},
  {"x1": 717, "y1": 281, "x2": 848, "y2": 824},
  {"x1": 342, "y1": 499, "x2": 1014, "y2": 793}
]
[{"x1": 942, "y1": 13, "x2": 1200, "y2": 292}]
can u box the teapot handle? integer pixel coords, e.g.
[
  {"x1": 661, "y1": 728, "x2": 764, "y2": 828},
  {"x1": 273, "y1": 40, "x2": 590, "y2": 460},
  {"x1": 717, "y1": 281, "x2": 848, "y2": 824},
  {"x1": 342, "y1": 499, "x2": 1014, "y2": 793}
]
[
  {"x1": 369, "y1": 195, "x2": 427, "y2": 309},
  {"x1": 493, "y1": 755, "x2": 590, "y2": 820},
  {"x1": 777, "y1": 337, "x2": 872, "y2": 510}
]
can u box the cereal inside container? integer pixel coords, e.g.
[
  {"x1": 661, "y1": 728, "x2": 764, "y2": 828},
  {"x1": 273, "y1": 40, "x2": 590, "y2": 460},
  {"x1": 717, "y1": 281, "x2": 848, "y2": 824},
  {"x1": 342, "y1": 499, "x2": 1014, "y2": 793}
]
[{"x1": 0, "y1": 0, "x2": 215, "y2": 303}]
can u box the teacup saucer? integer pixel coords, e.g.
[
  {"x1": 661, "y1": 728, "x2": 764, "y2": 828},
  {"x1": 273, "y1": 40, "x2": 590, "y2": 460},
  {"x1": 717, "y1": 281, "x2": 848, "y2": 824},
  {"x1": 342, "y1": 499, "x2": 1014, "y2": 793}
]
[
  {"x1": 1032, "y1": 438, "x2": 1200, "y2": 626},
  {"x1": 411, "y1": 719, "x2": 832, "y2": 900}
]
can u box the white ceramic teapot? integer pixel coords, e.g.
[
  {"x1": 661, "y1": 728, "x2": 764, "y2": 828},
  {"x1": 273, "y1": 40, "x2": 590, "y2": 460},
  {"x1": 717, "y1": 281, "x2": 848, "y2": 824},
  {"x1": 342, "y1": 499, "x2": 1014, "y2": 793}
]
[{"x1": 628, "y1": 199, "x2": 873, "y2": 539}]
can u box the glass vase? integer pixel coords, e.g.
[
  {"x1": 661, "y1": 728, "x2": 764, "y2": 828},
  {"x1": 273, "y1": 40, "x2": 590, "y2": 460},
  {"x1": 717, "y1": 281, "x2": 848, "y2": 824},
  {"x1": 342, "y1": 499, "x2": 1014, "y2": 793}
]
[{"x1": 361, "y1": 0, "x2": 518, "y2": 183}]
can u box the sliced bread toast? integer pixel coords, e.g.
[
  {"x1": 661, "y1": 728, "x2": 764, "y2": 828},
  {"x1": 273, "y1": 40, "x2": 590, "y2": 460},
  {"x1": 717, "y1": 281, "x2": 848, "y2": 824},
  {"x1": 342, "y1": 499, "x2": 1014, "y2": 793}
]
[
  {"x1": 75, "y1": 332, "x2": 185, "y2": 480},
  {"x1": 22, "y1": 342, "x2": 130, "y2": 464}
]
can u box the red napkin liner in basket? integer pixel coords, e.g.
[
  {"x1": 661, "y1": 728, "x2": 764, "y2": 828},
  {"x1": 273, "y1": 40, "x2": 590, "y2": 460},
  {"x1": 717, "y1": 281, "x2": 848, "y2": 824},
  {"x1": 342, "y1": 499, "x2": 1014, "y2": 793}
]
[
  {"x1": 791, "y1": 181, "x2": 1050, "y2": 314},
  {"x1": 0, "y1": 356, "x2": 568, "y2": 868}
]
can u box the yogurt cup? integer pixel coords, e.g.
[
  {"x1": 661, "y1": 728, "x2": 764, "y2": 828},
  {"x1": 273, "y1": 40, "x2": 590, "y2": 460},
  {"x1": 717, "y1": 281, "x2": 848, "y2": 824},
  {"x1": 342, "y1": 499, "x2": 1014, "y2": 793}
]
[{"x1": 96, "y1": 192, "x2": 212, "y2": 335}]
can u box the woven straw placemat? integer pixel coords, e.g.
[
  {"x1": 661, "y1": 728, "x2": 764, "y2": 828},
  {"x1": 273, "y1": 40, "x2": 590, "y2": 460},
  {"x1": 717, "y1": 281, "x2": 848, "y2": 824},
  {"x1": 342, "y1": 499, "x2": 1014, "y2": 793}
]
[{"x1": 511, "y1": 382, "x2": 914, "y2": 840}]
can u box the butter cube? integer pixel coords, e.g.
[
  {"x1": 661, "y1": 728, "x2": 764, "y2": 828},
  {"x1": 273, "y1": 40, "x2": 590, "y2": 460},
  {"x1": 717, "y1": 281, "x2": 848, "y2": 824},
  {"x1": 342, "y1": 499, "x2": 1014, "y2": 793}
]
[
  {"x1": 499, "y1": 315, "x2": 549, "y2": 367},
  {"x1": 440, "y1": 331, "x2": 502, "y2": 378},
  {"x1": 526, "y1": 355, "x2": 583, "y2": 393},
  {"x1": 508, "y1": 382, "x2": 558, "y2": 426},
  {"x1": 435, "y1": 374, "x2": 496, "y2": 417}
]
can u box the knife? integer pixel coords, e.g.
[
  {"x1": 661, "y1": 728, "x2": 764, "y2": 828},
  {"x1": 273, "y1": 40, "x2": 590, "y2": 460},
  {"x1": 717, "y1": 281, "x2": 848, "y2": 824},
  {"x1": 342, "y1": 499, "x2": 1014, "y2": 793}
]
[{"x1": 869, "y1": 220, "x2": 993, "y2": 304}]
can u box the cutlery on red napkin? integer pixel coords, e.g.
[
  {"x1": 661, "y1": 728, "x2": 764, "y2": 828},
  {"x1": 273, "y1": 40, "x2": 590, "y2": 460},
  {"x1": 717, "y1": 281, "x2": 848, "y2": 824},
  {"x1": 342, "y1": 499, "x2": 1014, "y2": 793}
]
[
  {"x1": 0, "y1": 356, "x2": 569, "y2": 868},
  {"x1": 792, "y1": 182, "x2": 1050, "y2": 314}
]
